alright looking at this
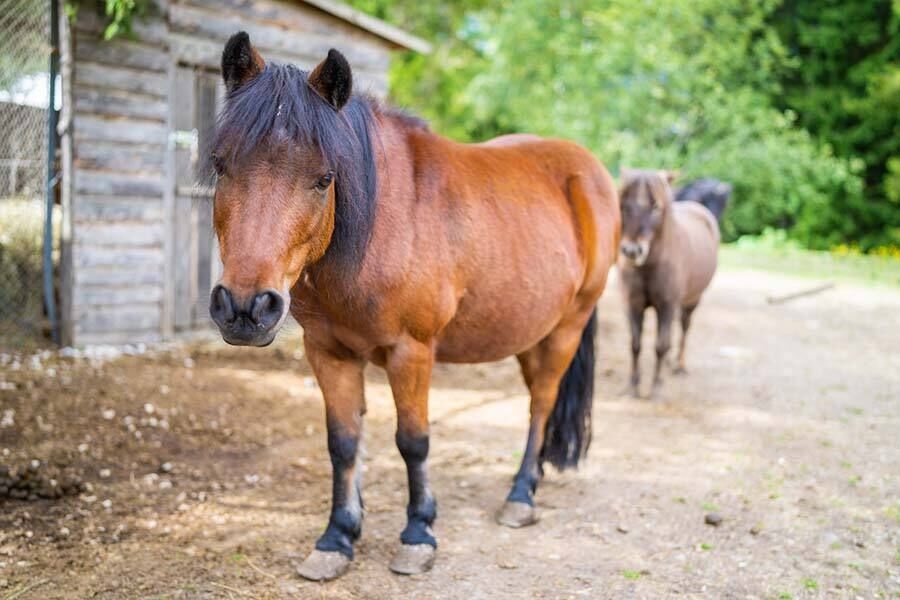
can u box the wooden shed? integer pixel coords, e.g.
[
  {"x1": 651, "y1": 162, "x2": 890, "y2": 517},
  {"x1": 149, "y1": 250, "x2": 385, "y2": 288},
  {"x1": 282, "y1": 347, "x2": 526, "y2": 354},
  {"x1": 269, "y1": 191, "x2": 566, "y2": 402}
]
[{"x1": 56, "y1": 0, "x2": 429, "y2": 346}]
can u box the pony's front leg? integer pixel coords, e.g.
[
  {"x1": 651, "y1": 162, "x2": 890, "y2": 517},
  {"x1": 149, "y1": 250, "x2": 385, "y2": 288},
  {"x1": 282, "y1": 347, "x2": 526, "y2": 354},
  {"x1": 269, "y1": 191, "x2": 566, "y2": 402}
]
[
  {"x1": 385, "y1": 339, "x2": 437, "y2": 575},
  {"x1": 296, "y1": 337, "x2": 366, "y2": 582}
]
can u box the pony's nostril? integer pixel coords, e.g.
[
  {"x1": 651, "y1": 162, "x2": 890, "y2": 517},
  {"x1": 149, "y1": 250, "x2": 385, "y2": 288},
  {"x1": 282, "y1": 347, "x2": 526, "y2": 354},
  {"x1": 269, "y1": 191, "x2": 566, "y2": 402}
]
[
  {"x1": 210, "y1": 285, "x2": 236, "y2": 324},
  {"x1": 250, "y1": 291, "x2": 283, "y2": 327}
]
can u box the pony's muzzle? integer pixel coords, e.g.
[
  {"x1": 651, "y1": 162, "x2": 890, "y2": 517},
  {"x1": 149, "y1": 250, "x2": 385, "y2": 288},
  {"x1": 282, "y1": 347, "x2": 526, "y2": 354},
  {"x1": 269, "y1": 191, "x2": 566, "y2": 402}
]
[
  {"x1": 620, "y1": 239, "x2": 650, "y2": 266},
  {"x1": 209, "y1": 284, "x2": 286, "y2": 346},
  {"x1": 620, "y1": 241, "x2": 643, "y2": 260}
]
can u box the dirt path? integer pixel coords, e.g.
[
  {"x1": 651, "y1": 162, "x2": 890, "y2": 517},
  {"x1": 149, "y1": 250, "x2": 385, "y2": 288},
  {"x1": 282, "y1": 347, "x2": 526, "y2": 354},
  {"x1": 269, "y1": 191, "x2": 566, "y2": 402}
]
[{"x1": 1, "y1": 267, "x2": 898, "y2": 599}]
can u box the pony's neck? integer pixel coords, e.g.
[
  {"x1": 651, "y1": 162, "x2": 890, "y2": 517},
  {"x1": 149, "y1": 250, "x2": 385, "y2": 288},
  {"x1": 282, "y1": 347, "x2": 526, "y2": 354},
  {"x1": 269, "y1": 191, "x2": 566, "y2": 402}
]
[
  {"x1": 645, "y1": 201, "x2": 676, "y2": 266},
  {"x1": 305, "y1": 101, "x2": 410, "y2": 297}
]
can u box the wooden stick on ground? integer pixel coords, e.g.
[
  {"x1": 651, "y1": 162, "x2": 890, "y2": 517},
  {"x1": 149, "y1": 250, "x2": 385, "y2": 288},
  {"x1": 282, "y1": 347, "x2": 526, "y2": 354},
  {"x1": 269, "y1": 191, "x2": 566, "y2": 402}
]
[
  {"x1": 767, "y1": 282, "x2": 835, "y2": 305},
  {"x1": 3, "y1": 578, "x2": 50, "y2": 600}
]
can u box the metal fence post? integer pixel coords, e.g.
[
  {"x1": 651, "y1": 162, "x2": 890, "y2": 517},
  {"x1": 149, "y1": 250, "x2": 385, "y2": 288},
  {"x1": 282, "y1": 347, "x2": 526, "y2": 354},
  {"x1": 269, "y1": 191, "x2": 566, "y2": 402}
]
[{"x1": 43, "y1": 0, "x2": 59, "y2": 344}]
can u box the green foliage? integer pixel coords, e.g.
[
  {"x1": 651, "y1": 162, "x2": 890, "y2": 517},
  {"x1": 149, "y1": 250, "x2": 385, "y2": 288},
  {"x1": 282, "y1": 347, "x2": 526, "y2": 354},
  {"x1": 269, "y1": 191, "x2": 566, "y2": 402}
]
[
  {"x1": 65, "y1": 0, "x2": 149, "y2": 40},
  {"x1": 348, "y1": 0, "x2": 898, "y2": 251},
  {"x1": 772, "y1": 0, "x2": 900, "y2": 249}
]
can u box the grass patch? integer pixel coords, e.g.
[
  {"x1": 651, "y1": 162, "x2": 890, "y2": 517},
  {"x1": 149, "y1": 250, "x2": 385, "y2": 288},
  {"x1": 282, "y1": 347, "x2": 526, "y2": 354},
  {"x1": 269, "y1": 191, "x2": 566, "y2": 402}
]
[
  {"x1": 803, "y1": 579, "x2": 818, "y2": 590},
  {"x1": 701, "y1": 502, "x2": 719, "y2": 512},
  {"x1": 885, "y1": 503, "x2": 900, "y2": 522},
  {"x1": 720, "y1": 234, "x2": 900, "y2": 288},
  {"x1": 622, "y1": 570, "x2": 642, "y2": 580},
  {"x1": 699, "y1": 543, "x2": 712, "y2": 551}
]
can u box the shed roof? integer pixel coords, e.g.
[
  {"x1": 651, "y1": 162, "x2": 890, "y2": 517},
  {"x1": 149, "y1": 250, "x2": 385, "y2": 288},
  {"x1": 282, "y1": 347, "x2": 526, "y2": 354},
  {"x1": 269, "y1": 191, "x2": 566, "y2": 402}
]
[{"x1": 300, "y1": 0, "x2": 432, "y2": 54}]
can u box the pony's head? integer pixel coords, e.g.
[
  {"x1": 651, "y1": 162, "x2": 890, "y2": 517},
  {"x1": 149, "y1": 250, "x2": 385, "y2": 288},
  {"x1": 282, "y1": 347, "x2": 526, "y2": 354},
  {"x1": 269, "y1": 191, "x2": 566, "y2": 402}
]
[
  {"x1": 208, "y1": 32, "x2": 376, "y2": 346},
  {"x1": 618, "y1": 168, "x2": 677, "y2": 266}
]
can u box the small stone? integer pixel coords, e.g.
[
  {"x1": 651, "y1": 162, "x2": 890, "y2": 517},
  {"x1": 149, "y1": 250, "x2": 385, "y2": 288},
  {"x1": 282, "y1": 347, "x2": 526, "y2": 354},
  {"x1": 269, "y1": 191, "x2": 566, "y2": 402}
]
[
  {"x1": 616, "y1": 524, "x2": 630, "y2": 534},
  {"x1": 750, "y1": 524, "x2": 762, "y2": 535},
  {"x1": 101, "y1": 499, "x2": 112, "y2": 509},
  {"x1": 101, "y1": 409, "x2": 116, "y2": 420},
  {"x1": 159, "y1": 462, "x2": 173, "y2": 473},
  {"x1": 99, "y1": 469, "x2": 111, "y2": 479},
  {"x1": 704, "y1": 513, "x2": 723, "y2": 527}
]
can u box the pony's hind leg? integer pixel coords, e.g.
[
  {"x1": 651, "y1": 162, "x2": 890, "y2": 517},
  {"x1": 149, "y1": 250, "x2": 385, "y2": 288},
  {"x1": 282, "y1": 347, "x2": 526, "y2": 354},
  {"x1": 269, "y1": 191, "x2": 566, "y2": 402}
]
[
  {"x1": 296, "y1": 337, "x2": 366, "y2": 582},
  {"x1": 385, "y1": 338, "x2": 437, "y2": 575},
  {"x1": 674, "y1": 304, "x2": 697, "y2": 375},
  {"x1": 499, "y1": 309, "x2": 596, "y2": 528}
]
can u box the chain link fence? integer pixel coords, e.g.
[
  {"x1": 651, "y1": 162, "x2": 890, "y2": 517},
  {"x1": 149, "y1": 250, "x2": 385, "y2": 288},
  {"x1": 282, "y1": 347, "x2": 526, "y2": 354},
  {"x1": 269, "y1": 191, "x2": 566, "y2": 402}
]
[{"x1": 0, "y1": 0, "x2": 52, "y2": 348}]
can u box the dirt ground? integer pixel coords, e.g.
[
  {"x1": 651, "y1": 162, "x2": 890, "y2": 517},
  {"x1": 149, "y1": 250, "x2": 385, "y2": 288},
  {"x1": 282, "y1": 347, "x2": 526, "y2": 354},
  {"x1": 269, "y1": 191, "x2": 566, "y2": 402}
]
[{"x1": 1, "y1": 266, "x2": 898, "y2": 599}]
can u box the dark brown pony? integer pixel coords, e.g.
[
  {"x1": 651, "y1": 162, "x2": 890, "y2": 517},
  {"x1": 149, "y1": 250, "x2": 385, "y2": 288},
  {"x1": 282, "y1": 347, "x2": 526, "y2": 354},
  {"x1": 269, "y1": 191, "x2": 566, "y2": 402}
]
[
  {"x1": 617, "y1": 169, "x2": 720, "y2": 398},
  {"x1": 208, "y1": 33, "x2": 620, "y2": 580}
]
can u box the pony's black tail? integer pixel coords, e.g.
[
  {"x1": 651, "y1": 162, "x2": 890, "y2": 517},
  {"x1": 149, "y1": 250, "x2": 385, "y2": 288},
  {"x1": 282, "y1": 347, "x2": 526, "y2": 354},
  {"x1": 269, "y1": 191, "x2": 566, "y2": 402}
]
[{"x1": 539, "y1": 308, "x2": 596, "y2": 471}]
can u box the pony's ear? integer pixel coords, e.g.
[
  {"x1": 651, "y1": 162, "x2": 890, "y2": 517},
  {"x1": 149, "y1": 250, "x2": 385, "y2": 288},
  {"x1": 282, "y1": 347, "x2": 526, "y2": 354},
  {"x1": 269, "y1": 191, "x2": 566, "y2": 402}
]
[
  {"x1": 222, "y1": 31, "x2": 265, "y2": 94},
  {"x1": 618, "y1": 167, "x2": 635, "y2": 193},
  {"x1": 308, "y1": 49, "x2": 353, "y2": 110},
  {"x1": 663, "y1": 170, "x2": 680, "y2": 184}
]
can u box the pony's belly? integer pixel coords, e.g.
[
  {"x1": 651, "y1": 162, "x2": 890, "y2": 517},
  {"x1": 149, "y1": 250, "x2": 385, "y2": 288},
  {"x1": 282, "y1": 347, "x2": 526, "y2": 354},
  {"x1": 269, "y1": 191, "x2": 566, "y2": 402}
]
[{"x1": 433, "y1": 286, "x2": 574, "y2": 364}]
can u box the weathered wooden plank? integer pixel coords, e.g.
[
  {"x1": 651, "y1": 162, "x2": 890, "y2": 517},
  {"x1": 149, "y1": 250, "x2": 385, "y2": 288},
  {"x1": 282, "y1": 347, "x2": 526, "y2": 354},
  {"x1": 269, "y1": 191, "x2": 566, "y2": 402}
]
[
  {"x1": 184, "y1": 0, "x2": 430, "y2": 53},
  {"x1": 75, "y1": 37, "x2": 169, "y2": 72},
  {"x1": 77, "y1": 267, "x2": 164, "y2": 287},
  {"x1": 74, "y1": 114, "x2": 167, "y2": 145},
  {"x1": 76, "y1": 285, "x2": 164, "y2": 306},
  {"x1": 297, "y1": 0, "x2": 432, "y2": 53},
  {"x1": 74, "y1": 329, "x2": 163, "y2": 345},
  {"x1": 193, "y1": 194, "x2": 214, "y2": 323},
  {"x1": 173, "y1": 195, "x2": 193, "y2": 329},
  {"x1": 74, "y1": 304, "x2": 161, "y2": 333},
  {"x1": 74, "y1": 142, "x2": 166, "y2": 173},
  {"x1": 74, "y1": 222, "x2": 164, "y2": 247},
  {"x1": 74, "y1": 8, "x2": 169, "y2": 47},
  {"x1": 76, "y1": 62, "x2": 168, "y2": 99},
  {"x1": 74, "y1": 168, "x2": 164, "y2": 197},
  {"x1": 174, "y1": 66, "x2": 196, "y2": 187},
  {"x1": 74, "y1": 195, "x2": 163, "y2": 222},
  {"x1": 168, "y1": 33, "x2": 389, "y2": 96},
  {"x1": 162, "y1": 59, "x2": 177, "y2": 339},
  {"x1": 168, "y1": 4, "x2": 390, "y2": 71},
  {"x1": 74, "y1": 246, "x2": 163, "y2": 269},
  {"x1": 74, "y1": 86, "x2": 168, "y2": 121}
]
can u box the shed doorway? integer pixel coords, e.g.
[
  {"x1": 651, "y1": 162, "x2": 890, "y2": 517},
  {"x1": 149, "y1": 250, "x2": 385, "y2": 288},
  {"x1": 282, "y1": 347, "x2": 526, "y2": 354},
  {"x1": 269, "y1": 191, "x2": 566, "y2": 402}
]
[{"x1": 170, "y1": 66, "x2": 222, "y2": 333}]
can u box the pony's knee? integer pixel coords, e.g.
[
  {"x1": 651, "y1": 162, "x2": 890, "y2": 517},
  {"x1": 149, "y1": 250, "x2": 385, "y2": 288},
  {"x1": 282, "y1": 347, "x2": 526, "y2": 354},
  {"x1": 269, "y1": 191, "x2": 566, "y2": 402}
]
[
  {"x1": 655, "y1": 338, "x2": 671, "y2": 358},
  {"x1": 396, "y1": 430, "x2": 429, "y2": 464},
  {"x1": 327, "y1": 430, "x2": 359, "y2": 470}
]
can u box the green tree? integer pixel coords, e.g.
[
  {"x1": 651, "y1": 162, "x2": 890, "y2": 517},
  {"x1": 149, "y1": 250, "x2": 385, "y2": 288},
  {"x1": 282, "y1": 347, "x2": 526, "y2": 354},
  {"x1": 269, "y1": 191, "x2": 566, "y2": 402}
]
[
  {"x1": 353, "y1": 0, "x2": 867, "y2": 247},
  {"x1": 771, "y1": 0, "x2": 900, "y2": 248}
]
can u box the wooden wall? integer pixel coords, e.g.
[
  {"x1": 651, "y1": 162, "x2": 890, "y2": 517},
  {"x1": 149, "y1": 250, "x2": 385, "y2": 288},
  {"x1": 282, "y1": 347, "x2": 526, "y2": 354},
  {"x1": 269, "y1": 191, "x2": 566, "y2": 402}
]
[{"x1": 62, "y1": 0, "x2": 402, "y2": 345}]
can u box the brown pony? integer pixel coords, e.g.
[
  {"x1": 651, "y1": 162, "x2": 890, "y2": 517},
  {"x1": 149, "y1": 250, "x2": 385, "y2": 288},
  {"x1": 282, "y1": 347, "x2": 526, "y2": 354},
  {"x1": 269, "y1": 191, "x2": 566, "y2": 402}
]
[
  {"x1": 208, "y1": 33, "x2": 620, "y2": 580},
  {"x1": 617, "y1": 169, "x2": 720, "y2": 398}
]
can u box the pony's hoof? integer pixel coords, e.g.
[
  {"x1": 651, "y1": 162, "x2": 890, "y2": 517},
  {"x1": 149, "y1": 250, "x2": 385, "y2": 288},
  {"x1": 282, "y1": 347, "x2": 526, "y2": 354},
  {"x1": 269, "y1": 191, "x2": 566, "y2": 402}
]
[
  {"x1": 389, "y1": 543, "x2": 435, "y2": 575},
  {"x1": 497, "y1": 501, "x2": 538, "y2": 528},
  {"x1": 296, "y1": 549, "x2": 351, "y2": 581}
]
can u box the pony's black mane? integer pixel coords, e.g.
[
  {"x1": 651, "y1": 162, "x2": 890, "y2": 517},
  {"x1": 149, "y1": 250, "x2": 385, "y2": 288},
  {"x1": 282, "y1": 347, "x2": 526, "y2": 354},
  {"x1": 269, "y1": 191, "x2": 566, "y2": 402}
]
[{"x1": 213, "y1": 61, "x2": 382, "y2": 271}]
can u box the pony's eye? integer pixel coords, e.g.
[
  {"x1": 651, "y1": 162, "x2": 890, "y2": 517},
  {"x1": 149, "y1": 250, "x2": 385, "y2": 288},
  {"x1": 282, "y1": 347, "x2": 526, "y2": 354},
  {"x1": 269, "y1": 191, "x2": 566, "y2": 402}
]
[
  {"x1": 212, "y1": 154, "x2": 225, "y2": 177},
  {"x1": 315, "y1": 171, "x2": 334, "y2": 191}
]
